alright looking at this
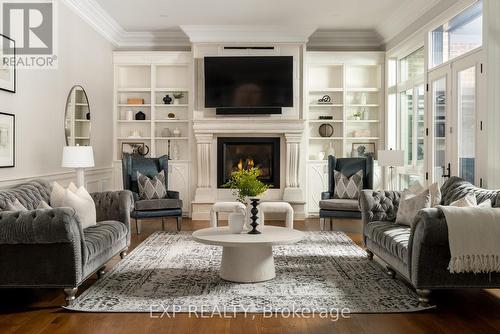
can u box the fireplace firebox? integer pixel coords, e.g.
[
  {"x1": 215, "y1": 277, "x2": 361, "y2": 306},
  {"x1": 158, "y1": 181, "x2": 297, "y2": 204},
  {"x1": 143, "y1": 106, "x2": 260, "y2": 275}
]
[{"x1": 217, "y1": 137, "x2": 280, "y2": 188}]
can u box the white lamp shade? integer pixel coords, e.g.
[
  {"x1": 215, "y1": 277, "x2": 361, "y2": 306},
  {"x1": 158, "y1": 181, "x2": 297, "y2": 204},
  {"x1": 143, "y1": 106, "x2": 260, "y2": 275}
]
[
  {"x1": 378, "y1": 150, "x2": 404, "y2": 167},
  {"x1": 62, "y1": 146, "x2": 95, "y2": 168}
]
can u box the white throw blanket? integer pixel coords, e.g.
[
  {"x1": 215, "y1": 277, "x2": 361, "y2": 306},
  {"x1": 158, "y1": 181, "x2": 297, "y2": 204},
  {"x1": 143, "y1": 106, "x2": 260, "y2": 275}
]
[{"x1": 438, "y1": 205, "x2": 500, "y2": 274}]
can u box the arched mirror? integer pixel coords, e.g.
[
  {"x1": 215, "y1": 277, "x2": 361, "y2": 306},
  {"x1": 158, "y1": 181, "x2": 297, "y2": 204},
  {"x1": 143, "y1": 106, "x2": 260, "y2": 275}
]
[{"x1": 64, "y1": 85, "x2": 91, "y2": 146}]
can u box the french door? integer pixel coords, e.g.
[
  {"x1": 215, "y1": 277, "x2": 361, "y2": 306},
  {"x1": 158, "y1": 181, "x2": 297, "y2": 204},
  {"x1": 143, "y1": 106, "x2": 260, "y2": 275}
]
[
  {"x1": 428, "y1": 65, "x2": 451, "y2": 186},
  {"x1": 427, "y1": 51, "x2": 482, "y2": 186}
]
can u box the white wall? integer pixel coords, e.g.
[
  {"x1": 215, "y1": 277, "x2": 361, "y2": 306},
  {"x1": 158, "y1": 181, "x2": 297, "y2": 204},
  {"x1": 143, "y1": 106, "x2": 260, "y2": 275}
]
[{"x1": 0, "y1": 2, "x2": 114, "y2": 182}]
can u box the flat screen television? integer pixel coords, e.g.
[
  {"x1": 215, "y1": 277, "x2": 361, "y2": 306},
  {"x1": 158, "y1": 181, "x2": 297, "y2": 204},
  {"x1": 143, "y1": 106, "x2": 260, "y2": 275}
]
[{"x1": 204, "y1": 56, "x2": 293, "y2": 115}]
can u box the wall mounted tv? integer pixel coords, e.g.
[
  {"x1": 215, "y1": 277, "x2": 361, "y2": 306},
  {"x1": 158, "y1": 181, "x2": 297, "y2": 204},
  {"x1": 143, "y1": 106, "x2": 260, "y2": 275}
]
[{"x1": 204, "y1": 56, "x2": 293, "y2": 115}]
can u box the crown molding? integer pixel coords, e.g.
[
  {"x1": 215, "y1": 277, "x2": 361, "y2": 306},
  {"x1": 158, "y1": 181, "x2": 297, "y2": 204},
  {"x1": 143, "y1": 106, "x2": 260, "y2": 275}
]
[
  {"x1": 181, "y1": 25, "x2": 317, "y2": 43},
  {"x1": 61, "y1": 0, "x2": 123, "y2": 45},
  {"x1": 376, "y1": 0, "x2": 442, "y2": 45},
  {"x1": 61, "y1": 0, "x2": 190, "y2": 48},
  {"x1": 307, "y1": 30, "x2": 384, "y2": 51}
]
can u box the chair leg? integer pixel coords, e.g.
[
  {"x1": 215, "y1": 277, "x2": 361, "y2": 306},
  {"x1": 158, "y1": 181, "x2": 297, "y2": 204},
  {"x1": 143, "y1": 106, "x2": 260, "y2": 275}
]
[
  {"x1": 176, "y1": 216, "x2": 182, "y2": 232},
  {"x1": 120, "y1": 247, "x2": 128, "y2": 259},
  {"x1": 416, "y1": 289, "x2": 432, "y2": 306},
  {"x1": 97, "y1": 266, "x2": 106, "y2": 279},
  {"x1": 63, "y1": 287, "x2": 78, "y2": 306},
  {"x1": 329, "y1": 218, "x2": 333, "y2": 230},
  {"x1": 386, "y1": 265, "x2": 396, "y2": 278},
  {"x1": 366, "y1": 249, "x2": 374, "y2": 260},
  {"x1": 135, "y1": 219, "x2": 141, "y2": 235},
  {"x1": 319, "y1": 217, "x2": 325, "y2": 230},
  {"x1": 161, "y1": 217, "x2": 166, "y2": 231}
]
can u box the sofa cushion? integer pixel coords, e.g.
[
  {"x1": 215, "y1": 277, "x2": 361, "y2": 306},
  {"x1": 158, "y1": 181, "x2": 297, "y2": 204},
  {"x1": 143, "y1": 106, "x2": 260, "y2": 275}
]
[
  {"x1": 319, "y1": 198, "x2": 359, "y2": 211},
  {"x1": 365, "y1": 221, "x2": 410, "y2": 263},
  {"x1": 134, "y1": 198, "x2": 182, "y2": 211},
  {"x1": 83, "y1": 221, "x2": 128, "y2": 264}
]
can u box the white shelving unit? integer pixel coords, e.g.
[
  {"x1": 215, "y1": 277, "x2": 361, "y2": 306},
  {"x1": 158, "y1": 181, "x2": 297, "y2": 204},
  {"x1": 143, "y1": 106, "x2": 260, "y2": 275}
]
[
  {"x1": 113, "y1": 52, "x2": 194, "y2": 216},
  {"x1": 65, "y1": 87, "x2": 90, "y2": 146},
  {"x1": 305, "y1": 52, "x2": 385, "y2": 215}
]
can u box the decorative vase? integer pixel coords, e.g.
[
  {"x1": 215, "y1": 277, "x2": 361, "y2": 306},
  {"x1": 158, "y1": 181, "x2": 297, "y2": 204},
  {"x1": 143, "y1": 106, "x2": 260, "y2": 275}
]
[
  {"x1": 86, "y1": 112, "x2": 90, "y2": 120},
  {"x1": 161, "y1": 128, "x2": 171, "y2": 137},
  {"x1": 360, "y1": 93, "x2": 367, "y2": 105},
  {"x1": 173, "y1": 98, "x2": 180, "y2": 105},
  {"x1": 125, "y1": 110, "x2": 133, "y2": 121},
  {"x1": 163, "y1": 95, "x2": 172, "y2": 104},
  {"x1": 248, "y1": 198, "x2": 261, "y2": 234},
  {"x1": 319, "y1": 123, "x2": 334, "y2": 137},
  {"x1": 228, "y1": 212, "x2": 245, "y2": 234},
  {"x1": 317, "y1": 151, "x2": 326, "y2": 161},
  {"x1": 172, "y1": 128, "x2": 181, "y2": 137},
  {"x1": 326, "y1": 142, "x2": 336, "y2": 157},
  {"x1": 363, "y1": 108, "x2": 369, "y2": 120},
  {"x1": 171, "y1": 142, "x2": 179, "y2": 160},
  {"x1": 135, "y1": 111, "x2": 146, "y2": 120}
]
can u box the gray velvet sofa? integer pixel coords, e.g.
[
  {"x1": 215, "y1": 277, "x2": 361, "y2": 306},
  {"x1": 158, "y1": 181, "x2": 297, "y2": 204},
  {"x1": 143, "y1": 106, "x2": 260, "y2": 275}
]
[
  {"x1": 0, "y1": 180, "x2": 133, "y2": 305},
  {"x1": 359, "y1": 176, "x2": 500, "y2": 304}
]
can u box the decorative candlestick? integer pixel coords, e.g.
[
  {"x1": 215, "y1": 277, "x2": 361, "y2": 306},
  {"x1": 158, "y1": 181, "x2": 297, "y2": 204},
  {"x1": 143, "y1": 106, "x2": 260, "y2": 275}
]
[{"x1": 248, "y1": 198, "x2": 261, "y2": 234}]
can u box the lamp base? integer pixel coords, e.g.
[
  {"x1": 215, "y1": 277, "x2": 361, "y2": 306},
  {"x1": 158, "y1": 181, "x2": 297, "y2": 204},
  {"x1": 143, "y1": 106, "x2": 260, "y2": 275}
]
[{"x1": 75, "y1": 168, "x2": 85, "y2": 188}]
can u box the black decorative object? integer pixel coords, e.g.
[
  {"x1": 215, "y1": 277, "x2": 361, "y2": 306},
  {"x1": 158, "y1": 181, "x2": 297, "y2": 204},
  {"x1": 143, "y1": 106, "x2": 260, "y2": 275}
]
[
  {"x1": 319, "y1": 123, "x2": 334, "y2": 137},
  {"x1": 86, "y1": 112, "x2": 90, "y2": 120},
  {"x1": 167, "y1": 112, "x2": 176, "y2": 119},
  {"x1": 318, "y1": 95, "x2": 332, "y2": 104},
  {"x1": 135, "y1": 111, "x2": 146, "y2": 120},
  {"x1": 163, "y1": 94, "x2": 172, "y2": 104},
  {"x1": 319, "y1": 115, "x2": 333, "y2": 120},
  {"x1": 248, "y1": 198, "x2": 261, "y2": 234}
]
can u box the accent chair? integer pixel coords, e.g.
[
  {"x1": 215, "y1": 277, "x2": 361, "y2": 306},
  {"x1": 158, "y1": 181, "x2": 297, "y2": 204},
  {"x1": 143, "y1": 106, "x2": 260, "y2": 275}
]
[
  {"x1": 122, "y1": 154, "x2": 183, "y2": 233},
  {"x1": 319, "y1": 155, "x2": 373, "y2": 229}
]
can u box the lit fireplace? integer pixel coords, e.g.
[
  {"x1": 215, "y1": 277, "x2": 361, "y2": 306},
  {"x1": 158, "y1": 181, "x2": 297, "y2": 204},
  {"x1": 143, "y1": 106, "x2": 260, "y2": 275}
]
[{"x1": 217, "y1": 137, "x2": 280, "y2": 188}]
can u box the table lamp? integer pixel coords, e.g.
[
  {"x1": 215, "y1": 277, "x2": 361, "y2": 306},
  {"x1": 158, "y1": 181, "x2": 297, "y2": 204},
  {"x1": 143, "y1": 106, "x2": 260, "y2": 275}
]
[
  {"x1": 62, "y1": 146, "x2": 95, "y2": 188},
  {"x1": 378, "y1": 149, "x2": 404, "y2": 190}
]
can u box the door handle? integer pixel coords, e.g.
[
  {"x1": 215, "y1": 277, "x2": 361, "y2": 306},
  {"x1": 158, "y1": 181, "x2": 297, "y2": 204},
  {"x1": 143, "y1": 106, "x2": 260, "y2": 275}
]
[{"x1": 442, "y1": 163, "x2": 451, "y2": 178}]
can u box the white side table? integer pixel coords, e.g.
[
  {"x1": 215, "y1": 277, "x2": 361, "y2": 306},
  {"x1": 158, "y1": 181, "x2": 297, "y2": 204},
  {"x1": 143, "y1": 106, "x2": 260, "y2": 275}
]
[{"x1": 192, "y1": 226, "x2": 304, "y2": 283}]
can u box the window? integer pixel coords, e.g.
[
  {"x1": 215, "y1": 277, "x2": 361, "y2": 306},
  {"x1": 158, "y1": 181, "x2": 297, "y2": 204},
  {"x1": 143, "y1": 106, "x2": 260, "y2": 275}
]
[
  {"x1": 431, "y1": 1, "x2": 483, "y2": 68},
  {"x1": 397, "y1": 47, "x2": 425, "y2": 187}
]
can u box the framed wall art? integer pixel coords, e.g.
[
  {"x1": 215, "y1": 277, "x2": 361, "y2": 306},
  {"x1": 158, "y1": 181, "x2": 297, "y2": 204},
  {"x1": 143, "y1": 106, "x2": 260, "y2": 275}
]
[
  {"x1": 0, "y1": 112, "x2": 15, "y2": 167},
  {"x1": 0, "y1": 34, "x2": 16, "y2": 93}
]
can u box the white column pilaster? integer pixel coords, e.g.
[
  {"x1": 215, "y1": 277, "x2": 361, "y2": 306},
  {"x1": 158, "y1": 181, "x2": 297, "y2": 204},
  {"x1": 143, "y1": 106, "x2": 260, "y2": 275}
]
[
  {"x1": 283, "y1": 133, "x2": 303, "y2": 202},
  {"x1": 194, "y1": 133, "x2": 215, "y2": 201}
]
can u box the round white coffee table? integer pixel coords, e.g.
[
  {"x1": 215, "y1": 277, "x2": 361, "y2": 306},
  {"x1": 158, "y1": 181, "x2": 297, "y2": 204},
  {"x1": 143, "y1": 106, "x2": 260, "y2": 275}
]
[{"x1": 192, "y1": 226, "x2": 304, "y2": 283}]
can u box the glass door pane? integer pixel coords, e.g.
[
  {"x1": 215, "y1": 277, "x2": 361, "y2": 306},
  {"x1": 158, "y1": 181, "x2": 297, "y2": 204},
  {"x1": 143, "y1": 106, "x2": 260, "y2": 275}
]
[
  {"x1": 416, "y1": 85, "x2": 425, "y2": 167},
  {"x1": 432, "y1": 77, "x2": 447, "y2": 185},
  {"x1": 400, "y1": 89, "x2": 413, "y2": 165},
  {"x1": 457, "y1": 66, "x2": 476, "y2": 184}
]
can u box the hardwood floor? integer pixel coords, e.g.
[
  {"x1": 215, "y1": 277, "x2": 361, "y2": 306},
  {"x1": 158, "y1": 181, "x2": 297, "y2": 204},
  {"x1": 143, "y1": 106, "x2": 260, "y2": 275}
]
[{"x1": 1, "y1": 218, "x2": 499, "y2": 334}]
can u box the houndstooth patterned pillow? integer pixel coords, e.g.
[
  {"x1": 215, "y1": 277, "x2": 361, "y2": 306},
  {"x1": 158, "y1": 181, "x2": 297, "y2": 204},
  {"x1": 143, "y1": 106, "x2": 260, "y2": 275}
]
[
  {"x1": 137, "y1": 171, "x2": 167, "y2": 200},
  {"x1": 333, "y1": 170, "x2": 363, "y2": 199}
]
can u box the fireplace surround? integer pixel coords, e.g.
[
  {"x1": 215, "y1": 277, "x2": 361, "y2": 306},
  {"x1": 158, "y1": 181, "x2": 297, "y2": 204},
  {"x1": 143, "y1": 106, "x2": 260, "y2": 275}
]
[{"x1": 217, "y1": 137, "x2": 280, "y2": 188}]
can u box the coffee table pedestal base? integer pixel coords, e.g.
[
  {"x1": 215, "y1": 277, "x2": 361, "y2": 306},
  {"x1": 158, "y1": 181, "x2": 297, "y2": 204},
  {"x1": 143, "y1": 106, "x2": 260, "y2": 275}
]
[{"x1": 220, "y1": 246, "x2": 275, "y2": 283}]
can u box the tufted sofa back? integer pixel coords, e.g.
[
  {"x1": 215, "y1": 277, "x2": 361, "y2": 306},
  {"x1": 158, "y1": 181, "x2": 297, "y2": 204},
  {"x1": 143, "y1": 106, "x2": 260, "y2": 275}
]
[
  {"x1": 440, "y1": 176, "x2": 500, "y2": 206},
  {"x1": 0, "y1": 180, "x2": 51, "y2": 211}
]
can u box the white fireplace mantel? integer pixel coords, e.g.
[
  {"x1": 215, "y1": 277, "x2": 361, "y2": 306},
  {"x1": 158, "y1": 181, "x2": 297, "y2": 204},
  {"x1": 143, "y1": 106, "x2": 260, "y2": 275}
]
[
  {"x1": 193, "y1": 118, "x2": 305, "y2": 134},
  {"x1": 192, "y1": 118, "x2": 306, "y2": 209}
]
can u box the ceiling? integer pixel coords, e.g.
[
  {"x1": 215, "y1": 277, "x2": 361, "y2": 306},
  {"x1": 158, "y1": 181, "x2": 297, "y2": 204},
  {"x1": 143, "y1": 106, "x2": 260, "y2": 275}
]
[{"x1": 83, "y1": 0, "x2": 444, "y2": 47}]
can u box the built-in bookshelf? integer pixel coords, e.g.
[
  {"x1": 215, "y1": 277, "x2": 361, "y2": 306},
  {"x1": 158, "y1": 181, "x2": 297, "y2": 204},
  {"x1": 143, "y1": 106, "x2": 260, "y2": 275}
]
[
  {"x1": 305, "y1": 52, "x2": 384, "y2": 215},
  {"x1": 113, "y1": 52, "x2": 193, "y2": 215},
  {"x1": 305, "y1": 52, "x2": 384, "y2": 162},
  {"x1": 113, "y1": 54, "x2": 192, "y2": 161}
]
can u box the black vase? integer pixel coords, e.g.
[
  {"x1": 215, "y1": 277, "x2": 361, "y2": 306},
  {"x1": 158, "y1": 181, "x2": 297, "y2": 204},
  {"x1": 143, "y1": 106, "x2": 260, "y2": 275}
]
[
  {"x1": 163, "y1": 95, "x2": 172, "y2": 104},
  {"x1": 86, "y1": 112, "x2": 90, "y2": 120},
  {"x1": 135, "y1": 111, "x2": 146, "y2": 120},
  {"x1": 248, "y1": 198, "x2": 261, "y2": 234}
]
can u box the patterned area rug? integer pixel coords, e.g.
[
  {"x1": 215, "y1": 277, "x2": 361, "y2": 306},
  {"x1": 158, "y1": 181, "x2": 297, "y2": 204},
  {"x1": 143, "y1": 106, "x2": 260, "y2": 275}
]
[{"x1": 67, "y1": 231, "x2": 430, "y2": 313}]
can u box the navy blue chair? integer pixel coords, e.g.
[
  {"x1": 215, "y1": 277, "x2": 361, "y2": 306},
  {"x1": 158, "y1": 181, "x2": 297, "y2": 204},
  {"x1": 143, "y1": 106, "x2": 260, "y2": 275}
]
[
  {"x1": 122, "y1": 154, "x2": 182, "y2": 234},
  {"x1": 319, "y1": 155, "x2": 373, "y2": 229}
]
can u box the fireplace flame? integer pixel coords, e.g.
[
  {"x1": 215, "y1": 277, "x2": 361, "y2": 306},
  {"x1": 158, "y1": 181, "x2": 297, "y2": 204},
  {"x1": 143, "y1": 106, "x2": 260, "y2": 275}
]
[{"x1": 236, "y1": 158, "x2": 255, "y2": 171}]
